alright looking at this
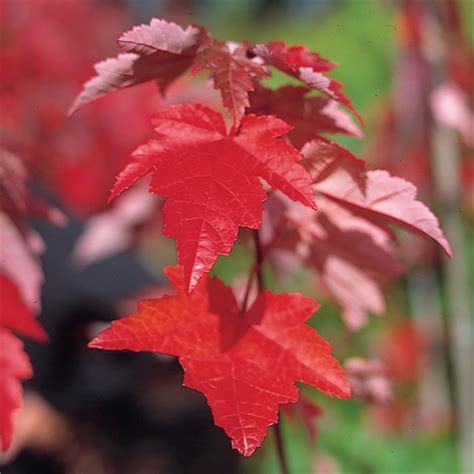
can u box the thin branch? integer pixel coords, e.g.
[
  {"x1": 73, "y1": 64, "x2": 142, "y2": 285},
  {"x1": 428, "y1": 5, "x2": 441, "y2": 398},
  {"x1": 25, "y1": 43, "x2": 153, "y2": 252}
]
[
  {"x1": 253, "y1": 230, "x2": 264, "y2": 291},
  {"x1": 240, "y1": 264, "x2": 257, "y2": 315},
  {"x1": 274, "y1": 421, "x2": 290, "y2": 474},
  {"x1": 253, "y1": 229, "x2": 290, "y2": 474}
]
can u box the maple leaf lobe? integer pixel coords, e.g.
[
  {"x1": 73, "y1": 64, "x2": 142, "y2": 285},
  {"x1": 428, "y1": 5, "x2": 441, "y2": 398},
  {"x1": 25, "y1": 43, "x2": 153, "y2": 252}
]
[{"x1": 193, "y1": 39, "x2": 268, "y2": 124}]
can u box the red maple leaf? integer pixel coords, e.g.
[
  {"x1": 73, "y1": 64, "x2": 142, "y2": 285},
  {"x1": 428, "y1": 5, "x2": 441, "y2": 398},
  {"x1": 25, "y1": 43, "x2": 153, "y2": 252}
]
[
  {"x1": 274, "y1": 196, "x2": 402, "y2": 330},
  {"x1": 303, "y1": 138, "x2": 452, "y2": 256},
  {"x1": 253, "y1": 41, "x2": 362, "y2": 123},
  {"x1": 118, "y1": 18, "x2": 201, "y2": 56},
  {"x1": 0, "y1": 148, "x2": 66, "y2": 225},
  {"x1": 0, "y1": 148, "x2": 54, "y2": 451},
  {"x1": 0, "y1": 328, "x2": 33, "y2": 450},
  {"x1": 249, "y1": 85, "x2": 362, "y2": 148},
  {"x1": 0, "y1": 148, "x2": 30, "y2": 218},
  {"x1": 0, "y1": 214, "x2": 43, "y2": 315},
  {"x1": 253, "y1": 41, "x2": 336, "y2": 75},
  {"x1": 110, "y1": 104, "x2": 316, "y2": 291},
  {"x1": 71, "y1": 185, "x2": 158, "y2": 267},
  {"x1": 0, "y1": 148, "x2": 66, "y2": 310},
  {"x1": 89, "y1": 265, "x2": 350, "y2": 456},
  {"x1": 302, "y1": 137, "x2": 366, "y2": 186},
  {"x1": 192, "y1": 39, "x2": 268, "y2": 124},
  {"x1": 69, "y1": 19, "x2": 363, "y2": 131},
  {"x1": 68, "y1": 19, "x2": 203, "y2": 115},
  {"x1": 316, "y1": 255, "x2": 386, "y2": 331},
  {"x1": 306, "y1": 205, "x2": 404, "y2": 330},
  {"x1": 344, "y1": 357, "x2": 393, "y2": 405},
  {"x1": 308, "y1": 208, "x2": 404, "y2": 277}
]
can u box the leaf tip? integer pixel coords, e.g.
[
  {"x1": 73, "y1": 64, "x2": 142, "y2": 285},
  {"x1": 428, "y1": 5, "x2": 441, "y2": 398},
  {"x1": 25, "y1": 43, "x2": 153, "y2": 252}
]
[
  {"x1": 66, "y1": 103, "x2": 78, "y2": 118},
  {"x1": 108, "y1": 182, "x2": 124, "y2": 203},
  {"x1": 232, "y1": 437, "x2": 259, "y2": 457},
  {"x1": 32, "y1": 325, "x2": 49, "y2": 344},
  {"x1": 186, "y1": 272, "x2": 201, "y2": 294},
  {"x1": 339, "y1": 380, "x2": 352, "y2": 399},
  {"x1": 107, "y1": 192, "x2": 117, "y2": 205},
  {"x1": 441, "y1": 239, "x2": 453, "y2": 258},
  {"x1": 88, "y1": 337, "x2": 104, "y2": 349}
]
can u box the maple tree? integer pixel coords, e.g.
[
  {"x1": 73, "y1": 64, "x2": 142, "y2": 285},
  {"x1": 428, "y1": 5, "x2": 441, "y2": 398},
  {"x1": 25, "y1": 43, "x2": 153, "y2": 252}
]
[
  {"x1": 1, "y1": 10, "x2": 454, "y2": 470},
  {"x1": 65, "y1": 17, "x2": 453, "y2": 465}
]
